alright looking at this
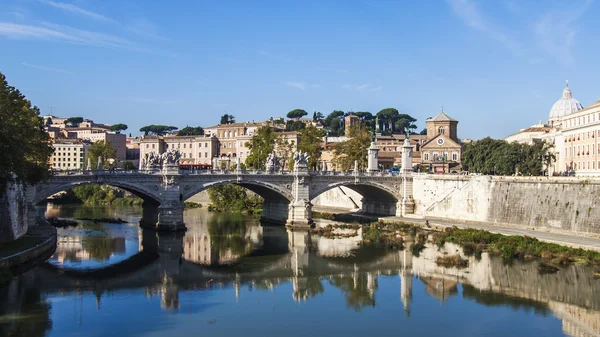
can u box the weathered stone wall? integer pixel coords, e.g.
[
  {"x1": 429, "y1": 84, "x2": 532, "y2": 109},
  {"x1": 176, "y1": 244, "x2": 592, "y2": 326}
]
[
  {"x1": 0, "y1": 181, "x2": 28, "y2": 245},
  {"x1": 311, "y1": 186, "x2": 362, "y2": 209},
  {"x1": 414, "y1": 175, "x2": 600, "y2": 235}
]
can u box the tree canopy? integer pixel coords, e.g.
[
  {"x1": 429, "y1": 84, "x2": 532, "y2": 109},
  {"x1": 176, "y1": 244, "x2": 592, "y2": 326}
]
[
  {"x1": 139, "y1": 125, "x2": 178, "y2": 136},
  {"x1": 246, "y1": 126, "x2": 277, "y2": 169},
  {"x1": 286, "y1": 120, "x2": 306, "y2": 132},
  {"x1": 375, "y1": 108, "x2": 418, "y2": 135},
  {"x1": 297, "y1": 126, "x2": 326, "y2": 170},
  {"x1": 109, "y1": 123, "x2": 128, "y2": 134},
  {"x1": 0, "y1": 72, "x2": 53, "y2": 190},
  {"x1": 462, "y1": 138, "x2": 555, "y2": 176},
  {"x1": 86, "y1": 140, "x2": 117, "y2": 169},
  {"x1": 220, "y1": 114, "x2": 235, "y2": 124},
  {"x1": 177, "y1": 126, "x2": 204, "y2": 136},
  {"x1": 332, "y1": 124, "x2": 372, "y2": 171},
  {"x1": 287, "y1": 109, "x2": 308, "y2": 119},
  {"x1": 323, "y1": 110, "x2": 345, "y2": 136},
  {"x1": 65, "y1": 116, "x2": 83, "y2": 127}
]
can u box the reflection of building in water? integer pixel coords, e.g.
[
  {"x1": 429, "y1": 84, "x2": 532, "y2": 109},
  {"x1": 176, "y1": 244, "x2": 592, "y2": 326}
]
[
  {"x1": 52, "y1": 236, "x2": 126, "y2": 263},
  {"x1": 550, "y1": 302, "x2": 600, "y2": 337},
  {"x1": 401, "y1": 241, "x2": 600, "y2": 336},
  {"x1": 182, "y1": 222, "x2": 263, "y2": 265}
]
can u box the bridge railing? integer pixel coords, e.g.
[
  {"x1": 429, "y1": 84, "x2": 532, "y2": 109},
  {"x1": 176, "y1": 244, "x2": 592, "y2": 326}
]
[{"x1": 50, "y1": 169, "x2": 402, "y2": 177}]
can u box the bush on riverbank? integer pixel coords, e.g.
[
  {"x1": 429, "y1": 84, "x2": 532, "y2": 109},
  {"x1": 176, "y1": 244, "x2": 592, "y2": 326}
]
[
  {"x1": 436, "y1": 254, "x2": 469, "y2": 268},
  {"x1": 207, "y1": 185, "x2": 262, "y2": 213},
  {"x1": 183, "y1": 201, "x2": 202, "y2": 208}
]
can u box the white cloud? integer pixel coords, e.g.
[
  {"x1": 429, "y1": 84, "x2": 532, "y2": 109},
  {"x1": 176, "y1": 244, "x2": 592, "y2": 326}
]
[
  {"x1": 533, "y1": 1, "x2": 591, "y2": 67},
  {"x1": 259, "y1": 50, "x2": 274, "y2": 57},
  {"x1": 39, "y1": 0, "x2": 116, "y2": 23},
  {"x1": 447, "y1": 0, "x2": 527, "y2": 59},
  {"x1": 126, "y1": 18, "x2": 165, "y2": 39},
  {"x1": 342, "y1": 83, "x2": 381, "y2": 92},
  {"x1": 0, "y1": 22, "x2": 153, "y2": 53},
  {"x1": 22, "y1": 62, "x2": 72, "y2": 74},
  {"x1": 284, "y1": 81, "x2": 307, "y2": 90}
]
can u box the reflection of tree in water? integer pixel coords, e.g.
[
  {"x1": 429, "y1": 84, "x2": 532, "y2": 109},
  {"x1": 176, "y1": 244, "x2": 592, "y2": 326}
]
[
  {"x1": 328, "y1": 273, "x2": 375, "y2": 311},
  {"x1": 0, "y1": 277, "x2": 52, "y2": 337},
  {"x1": 207, "y1": 213, "x2": 251, "y2": 256},
  {"x1": 82, "y1": 236, "x2": 118, "y2": 261}
]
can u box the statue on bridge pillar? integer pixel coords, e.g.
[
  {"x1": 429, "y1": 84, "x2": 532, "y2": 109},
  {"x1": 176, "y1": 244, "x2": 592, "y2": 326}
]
[
  {"x1": 265, "y1": 152, "x2": 280, "y2": 173},
  {"x1": 293, "y1": 151, "x2": 309, "y2": 171}
]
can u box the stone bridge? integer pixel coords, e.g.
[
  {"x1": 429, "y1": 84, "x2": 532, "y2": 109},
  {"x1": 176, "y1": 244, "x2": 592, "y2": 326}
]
[{"x1": 28, "y1": 165, "x2": 414, "y2": 231}]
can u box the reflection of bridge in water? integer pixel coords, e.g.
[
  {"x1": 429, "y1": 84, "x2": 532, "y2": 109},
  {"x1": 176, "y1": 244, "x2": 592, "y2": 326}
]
[{"x1": 6, "y1": 223, "x2": 598, "y2": 337}]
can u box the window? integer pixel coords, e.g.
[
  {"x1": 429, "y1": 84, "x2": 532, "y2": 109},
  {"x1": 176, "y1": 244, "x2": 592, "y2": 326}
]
[
  {"x1": 183, "y1": 153, "x2": 186, "y2": 158},
  {"x1": 205, "y1": 152, "x2": 208, "y2": 158},
  {"x1": 452, "y1": 152, "x2": 458, "y2": 161},
  {"x1": 205, "y1": 143, "x2": 208, "y2": 147},
  {"x1": 189, "y1": 153, "x2": 192, "y2": 158},
  {"x1": 152, "y1": 144, "x2": 155, "y2": 149},
  {"x1": 183, "y1": 144, "x2": 186, "y2": 148},
  {"x1": 146, "y1": 144, "x2": 149, "y2": 149},
  {"x1": 438, "y1": 127, "x2": 445, "y2": 135},
  {"x1": 424, "y1": 153, "x2": 430, "y2": 161}
]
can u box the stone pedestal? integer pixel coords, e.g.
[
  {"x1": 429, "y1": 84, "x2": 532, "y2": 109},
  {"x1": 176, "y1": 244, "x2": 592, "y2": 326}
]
[
  {"x1": 367, "y1": 141, "x2": 379, "y2": 171},
  {"x1": 286, "y1": 200, "x2": 314, "y2": 229},
  {"x1": 401, "y1": 138, "x2": 413, "y2": 174},
  {"x1": 162, "y1": 164, "x2": 180, "y2": 175},
  {"x1": 156, "y1": 204, "x2": 186, "y2": 231}
]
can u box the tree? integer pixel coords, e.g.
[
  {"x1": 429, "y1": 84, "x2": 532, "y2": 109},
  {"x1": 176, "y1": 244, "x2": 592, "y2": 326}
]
[
  {"x1": 139, "y1": 125, "x2": 178, "y2": 136},
  {"x1": 332, "y1": 124, "x2": 372, "y2": 171},
  {"x1": 394, "y1": 114, "x2": 417, "y2": 133},
  {"x1": 286, "y1": 120, "x2": 306, "y2": 131},
  {"x1": 419, "y1": 128, "x2": 427, "y2": 135},
  {"x1": 86, "y1": 140, "x2": 117, "y2": 169},
  {"x1": 297, "y1": 126, "x2": 326, "y2": 170},
  {"x1": 313, "y1": 111, "x2": 324, "y2": 121},
  {"x1": 220, "y1": 114, "x2": 235, "y2": 124},
  {"x1": 376, "y1": 108, "x2": 399, "y2": 134},
  {"x1": 287, "y1": 109, "x2": 308, "y2": 120},
  {"x1": 123, "y1": 161, "x2": 136, "y2": 170},
  {"x1": 275, "y1": 134, "x2": 294, "y2": 170},
  {"x1": 0, "y1": 72, "x2": 53, "y2": 191},
  {"x1": 177, "y1": 126, "x2": 204, "y2": 136},
  {"x1": 246, "y1": 126, "x2": 277, "y2": 169},
  {"x1": 65, "y1": 116, "x2": 83, "y2": 127},
  {"x1": 109, "y1": 123, "x2": 128, "y2": 134},
  {"x1": 323, "y1": 110, "x2": 345, "y2": 136}
]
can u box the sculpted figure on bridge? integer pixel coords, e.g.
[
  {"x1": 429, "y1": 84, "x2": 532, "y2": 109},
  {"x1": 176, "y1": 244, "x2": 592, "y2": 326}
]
[
  {"x1": 266, "y1": 152, "x2": 281, "y2": 173},
  {"x1": 293, "y1": 151, "x2": 310, "y2": 168},
  {"x1": 161, "y1": 149, "x2": 182, "y2": 166},
  {"x1": 142, "y1": 151, "x2": 163, "y2": 169}
]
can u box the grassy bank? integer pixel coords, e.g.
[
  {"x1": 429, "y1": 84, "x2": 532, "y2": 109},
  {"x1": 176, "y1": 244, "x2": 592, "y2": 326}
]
[{"x1": 359, "y1": 220, "x2": 600, "y2": 266}]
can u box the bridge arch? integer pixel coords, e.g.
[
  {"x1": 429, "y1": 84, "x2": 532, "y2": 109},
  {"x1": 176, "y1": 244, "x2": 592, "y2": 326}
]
[
  {"x1": 32, "y1": 180, "x2": 161, "y2": 205},
  {"x1": 310, "y1": 180, "x2": 403, "y2": 217},
  {"x1": 181, "y1": 179, "x2": 293, "y2": 202}
]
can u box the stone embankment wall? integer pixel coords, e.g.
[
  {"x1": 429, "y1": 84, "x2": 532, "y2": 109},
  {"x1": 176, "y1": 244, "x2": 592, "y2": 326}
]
[
  {"x1": 413, "y1": 175, "x2": 600, "y2": 235},
  {"x1": 0, "y1": 181, "x2": 28, "y2": 244}
]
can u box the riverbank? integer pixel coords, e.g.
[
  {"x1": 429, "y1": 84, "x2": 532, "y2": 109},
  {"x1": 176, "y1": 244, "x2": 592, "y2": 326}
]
[{"x1": 0, "y1": 218, "x2": 57, "y2": 283}]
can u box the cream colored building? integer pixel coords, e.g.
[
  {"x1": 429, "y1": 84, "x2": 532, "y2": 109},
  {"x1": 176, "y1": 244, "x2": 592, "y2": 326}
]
[
  {"x1": 138, "y1": 135, "x2": 219, "y2": 168},
  {"x1": 67, "y1": 128, "x2": 126, "y2": 164},
  {"x1": 506, "y1": 82, "x2": 600, "y2": 176},
  {"x1": 50, "y1": 139, "x2": 90, "y2": 171}
]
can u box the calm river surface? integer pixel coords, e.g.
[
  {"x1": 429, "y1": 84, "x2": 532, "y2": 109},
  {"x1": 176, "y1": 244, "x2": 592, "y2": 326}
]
[{"x1": 1, "y1": 204, "x2": 600, "y2": 337}]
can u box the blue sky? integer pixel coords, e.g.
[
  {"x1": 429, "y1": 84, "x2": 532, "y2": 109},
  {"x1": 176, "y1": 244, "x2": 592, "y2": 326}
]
[{"x1": 1, "y1": 0, "x2": 598, "y2": 139}]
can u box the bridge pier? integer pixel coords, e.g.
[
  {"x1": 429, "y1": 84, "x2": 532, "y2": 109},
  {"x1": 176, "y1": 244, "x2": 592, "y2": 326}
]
[
  {"x1": 286, "y1": 163, "x2": 314, "y2": 229},
  {"x1": 361, "y1": 198, "x2": 399, "y2": 217},
  {"x1": 261, "y1": 199, "x2": 289, "y2": 225}
]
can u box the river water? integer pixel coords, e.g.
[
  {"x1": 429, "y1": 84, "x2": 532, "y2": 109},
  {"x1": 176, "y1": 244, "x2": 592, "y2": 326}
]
[{"x1": 1, "y1": 205, "x2": 600, "y2": 337}]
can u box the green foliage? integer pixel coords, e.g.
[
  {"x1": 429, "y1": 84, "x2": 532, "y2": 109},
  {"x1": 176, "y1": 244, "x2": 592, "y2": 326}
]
[
  {"x1": 69, "y1": 185, "x2": 143, "y2": 206},
  {"x1": 285, "y1": 120, "x2": 306, "y2": 131},
  {"x1": 312, "y1": 111, "x2": 324, "y2": 121},
  {"x1": 65, "y1": 116, "x2": 83, "y2": 127},
  {"x1": 208, "y1": 185, "x2": 263, "y2": 212},
  {"x1": 332, "y1": 124, "x2": 372, "y2": 171},
  {"x1": 419, "y1": 128, "x2": 427, "y2": 135},
  {"x1": 183, "y1": 201, "x2": 202, "y2": 208},
  {"x1": 462, "y1": 137, "x2": 555, "y2": 175},
  {"x1": 139, "y1": 125, "x2": 178, "y2": 136},
  {"x1": 275, "y1": 134, "x2": 294, "y2": 170},
  {"x1": 109, "y1": 123, "x2": 128, "y2": 133},
  {"x1": 177, "y1": 125, "x2": 204, "y2": 136},
  {"x1": 0, "y1": 72, "x2": 53, "y2": 190},
  {"x1": 298, "y1": 126, "x2": 326, "y2": 170},
  {"x1": 122, "y1": 161, "x2": 136, "y2": 170},
  {"x1": 87, "y1": 140, "x2": 117, "y2": 169},
  {"x1": 375, "y1": 108, "x2": 417, "y2": 134},
  {"x1": 323, "y1": 110, "x2": 345, "y2": 136},
  {"x1": 286, "y1": 109, "x2": 308, "y2": 119},
  {"x1": 220, "y1": 114, "x2": 235, "y2": 124},
  {"x1": 246, "y1": 126, "x2": 276, "y2": 169}
]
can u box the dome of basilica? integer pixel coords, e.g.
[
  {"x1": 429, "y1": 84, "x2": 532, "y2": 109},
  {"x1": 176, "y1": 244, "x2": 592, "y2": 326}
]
[{"x1": 549, "y1": 81, "x2": 583, "y2": 121}]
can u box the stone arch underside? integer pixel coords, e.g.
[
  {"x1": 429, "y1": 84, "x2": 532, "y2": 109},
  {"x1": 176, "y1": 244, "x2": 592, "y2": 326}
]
[
  {"x1": 311, "y1": 181, "x2": 401, "y2": 216},
  {"x1": 182, "y1": 180, "x2": 293, "y2": 202},
  {"x1": 32, "y1": 181, "x2": 161, "y2": 205}
]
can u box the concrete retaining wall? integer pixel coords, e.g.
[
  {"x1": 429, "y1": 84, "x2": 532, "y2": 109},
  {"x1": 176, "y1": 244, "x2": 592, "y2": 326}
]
[
  {"x1": 414, "y1": 175, "x2": 600, "y2": 235},
  {"x1": 0, "y1": 182, "x2": 28, "y2": 245}
]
